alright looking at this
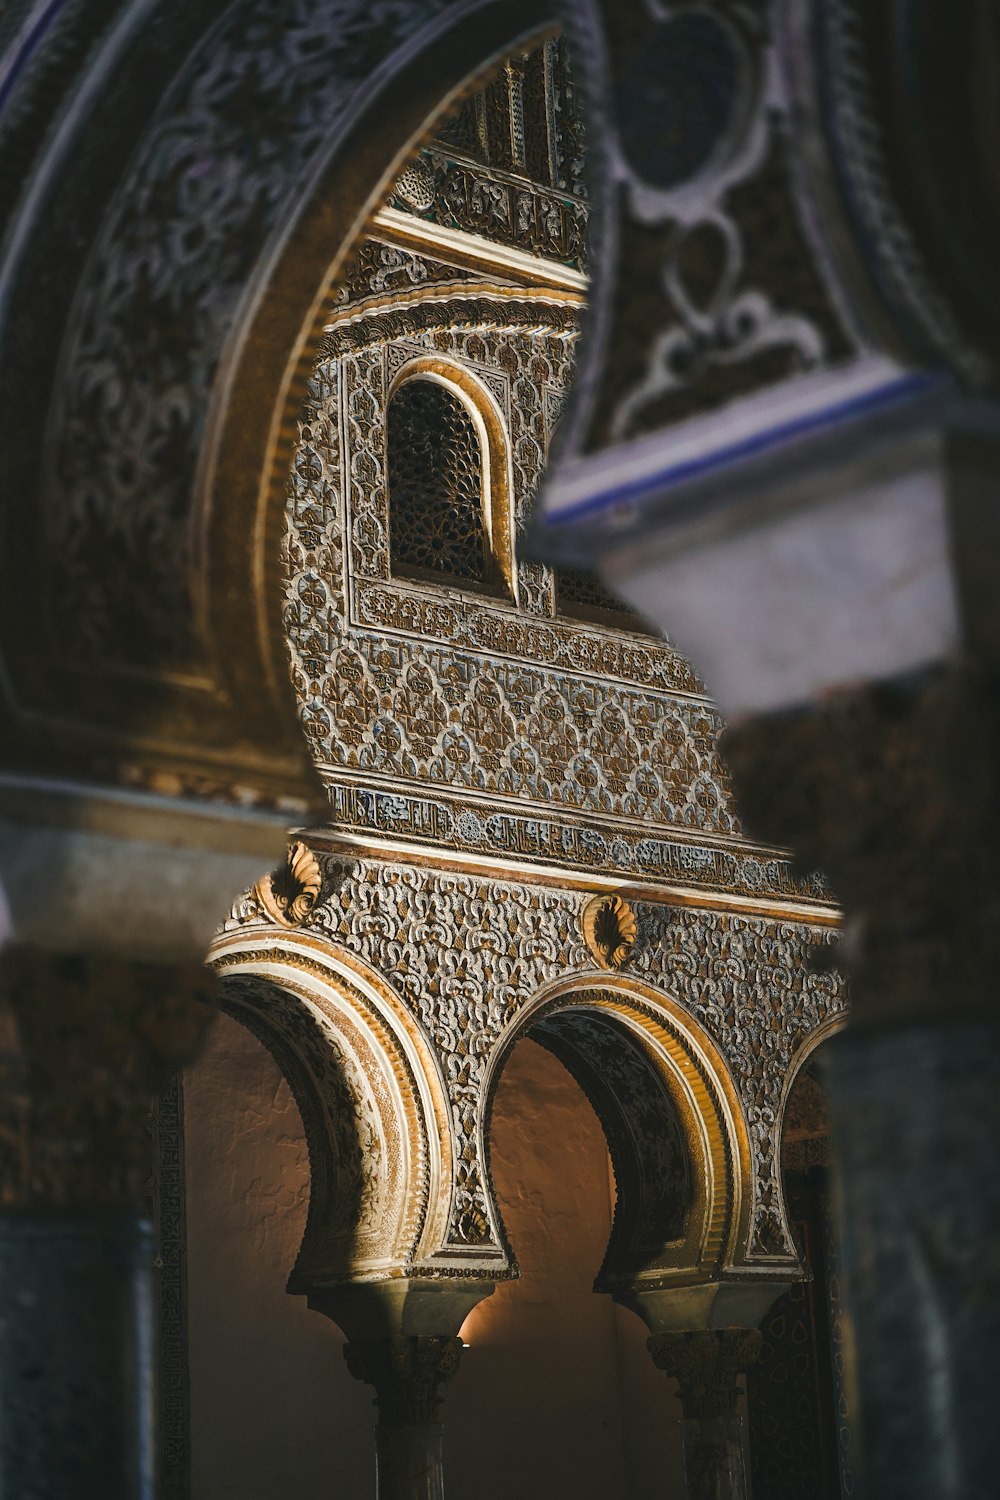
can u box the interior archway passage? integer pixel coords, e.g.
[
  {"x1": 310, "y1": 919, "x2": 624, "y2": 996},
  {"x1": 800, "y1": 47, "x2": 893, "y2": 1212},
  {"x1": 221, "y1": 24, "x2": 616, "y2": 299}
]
[{"x1": 531, "y1": 1010, "x2": 691, "y2": 1284}]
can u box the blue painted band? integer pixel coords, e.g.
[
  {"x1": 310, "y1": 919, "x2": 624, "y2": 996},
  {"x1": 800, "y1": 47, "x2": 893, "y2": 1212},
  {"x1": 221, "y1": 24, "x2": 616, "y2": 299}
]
[
  {"x1": 539, "y1": 369, "x2": 947, "y2": 532},
  {"x1": 0, "y1": 0, "x2": 71, "y2": 118}
]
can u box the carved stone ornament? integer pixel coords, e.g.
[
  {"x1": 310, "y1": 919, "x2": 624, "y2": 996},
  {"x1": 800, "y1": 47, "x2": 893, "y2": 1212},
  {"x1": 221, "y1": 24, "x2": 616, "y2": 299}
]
[
  {"x1": 648, "y1": 1328, "x2": 763, "y2": 1421},
  {"x1": 344, "y1": 1335, "x2": 464, "y2": 1425},
  {"x1": 224, "y1": 857, "x2": 845, "y2": 1261},
  {"x1": 253, "y1": 841, "x2": 323, "y2": 927},
  {"x1": 582, "y1": 893, "x2": 638, "y2": 969}
]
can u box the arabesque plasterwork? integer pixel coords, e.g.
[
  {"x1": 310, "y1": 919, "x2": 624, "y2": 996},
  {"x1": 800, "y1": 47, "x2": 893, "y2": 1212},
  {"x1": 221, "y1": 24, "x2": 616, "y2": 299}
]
[
  {"x1": 239, "y1": 225, "x2": 848, "y2": 1299},
  {"x1": 221, "y1": 855, "x2": 845, "y2": 1271},
  {"x1": 40, "y1": 0, "x2": 469, "y2": 673},
  {"x1": 283, "y1": 273, "x2": 832, "y2": 907}
]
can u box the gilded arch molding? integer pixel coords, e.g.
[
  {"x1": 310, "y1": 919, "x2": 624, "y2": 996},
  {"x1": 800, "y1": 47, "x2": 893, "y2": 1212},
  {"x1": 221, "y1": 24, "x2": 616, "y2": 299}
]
[{"x1": 208, "y1": 928, "x2": 468, "y2": 1287}]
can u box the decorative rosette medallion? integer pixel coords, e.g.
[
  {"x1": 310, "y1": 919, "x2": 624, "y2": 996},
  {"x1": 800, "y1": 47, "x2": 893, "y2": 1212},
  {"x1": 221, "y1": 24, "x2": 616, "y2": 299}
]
[
  {"x1": 582, "y1": 893, "x2": 638, "y2": 970},
  {"x1": 254, "y1": 841, "x2": 323, "y2": 927}
]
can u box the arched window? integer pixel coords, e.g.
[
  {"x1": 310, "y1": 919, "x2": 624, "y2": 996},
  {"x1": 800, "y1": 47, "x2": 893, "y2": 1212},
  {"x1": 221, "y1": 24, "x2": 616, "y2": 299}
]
[{"x1": 387, "y1": 377, "x2": 492, "y2": 588}]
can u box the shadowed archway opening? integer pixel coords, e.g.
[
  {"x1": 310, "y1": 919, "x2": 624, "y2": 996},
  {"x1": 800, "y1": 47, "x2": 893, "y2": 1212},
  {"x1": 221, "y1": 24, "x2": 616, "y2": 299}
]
[
  {"x1": 452, "y1": 1033, "x2": 683, "y2": 1500},
  {"x1": 530, "y1": 1005, "x2": 692, "y2": 1288},
  {"x1": 180, "y1": 1010, "x2": 375, "y2": 1500}
]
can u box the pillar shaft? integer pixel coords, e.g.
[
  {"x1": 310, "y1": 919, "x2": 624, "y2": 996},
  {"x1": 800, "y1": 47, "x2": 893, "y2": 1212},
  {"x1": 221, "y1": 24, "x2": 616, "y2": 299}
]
[
  {"x1": 825, "y1": 1024, "x2": 1000, "y2": 1500},
  {"x1": 0, "y1": 1215, "x2": 155, "y2": 1500},
  {"x1": 0, "y1": 947, "x2": 215, "y2": 1500},
  {"x1": 648, "y1": 1328, "x2": 761, "y2": 1500},
  {"x1": 678, "y1": 1418, "x2": 749, "y2": 1500},
  {"x1": 375, "y1": 1421, "x2": 446, "y2": 1500},
  {"x1": 724, "y1": 665, "x2": 1000, "y2": 1498}
]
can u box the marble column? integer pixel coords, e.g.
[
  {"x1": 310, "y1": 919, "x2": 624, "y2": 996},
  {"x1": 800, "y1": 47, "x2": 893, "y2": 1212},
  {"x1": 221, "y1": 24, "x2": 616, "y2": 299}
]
[
  {"x1": 344, "y1": 1335, "x2": 464, "y2": 1500},
  {"x1": 310, "y1": 1278, "x2": 492, "y2": 1500},
  {"x1": 648, "y1": 1329, "x2": 761, "y2": 1500},
  {"x1": 724, "y1": 664, "x2": 1000, "y2": 1499},
  {"x1": 0, "y1": 947, "x2": 216, "y2": 1499}
]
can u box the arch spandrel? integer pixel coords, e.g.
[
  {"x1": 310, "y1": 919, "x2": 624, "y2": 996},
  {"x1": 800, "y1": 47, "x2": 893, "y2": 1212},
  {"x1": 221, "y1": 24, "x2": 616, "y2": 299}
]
[{"x1": 219, "y1": 858, "x2": 846, "y2": 1297}]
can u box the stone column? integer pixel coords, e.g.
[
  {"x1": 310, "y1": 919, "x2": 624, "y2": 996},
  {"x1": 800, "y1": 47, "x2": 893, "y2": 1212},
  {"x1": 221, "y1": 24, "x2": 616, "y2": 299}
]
[
  {"x1": 724, "y1": 664, "x2": 1000, "y2": 1499},
  {"x1": 310, "y1": 1278, "x2": 492, "y2": 1500},
  {"x1": 0, "y1": 947, "x2": 215, "y2": 1500},
  {"x1": 648, "y1": 1329, "x2": 761, "y2": 1500},
  {"x1": 344, "y1": 1335, "x2": 464, "y2": 1500}
]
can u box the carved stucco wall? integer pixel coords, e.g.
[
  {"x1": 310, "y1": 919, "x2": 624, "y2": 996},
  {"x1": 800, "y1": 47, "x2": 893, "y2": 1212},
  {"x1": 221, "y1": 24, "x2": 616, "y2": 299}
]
[
  {"x1": 284, "y1": 276, "x2": 836, "y2": 903},
  {"x1": 183, "y1": 1013, "x2": 687, "y2": 1500},
  {"x1": 254, "y1": 234, "x2": 846, "y2": 1284},
  {"x1": 196, "y1": 30, "x2": 847, "y2": 1374},
  {"x1": 221, "y1": 854, "x2": 844, "y2": 1280}
]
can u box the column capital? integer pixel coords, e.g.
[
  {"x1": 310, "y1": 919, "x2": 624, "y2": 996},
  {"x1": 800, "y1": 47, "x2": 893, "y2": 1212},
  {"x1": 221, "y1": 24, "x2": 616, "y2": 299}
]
[
  {"x1": 0, "y1": 945, "x2": 215, "y2": 1210},
  {"x1": 648, "y1": 1328, "x2": 762, "y2": 1421},
  {"x1": 344, "y1": 1335, "x2": 464, "y2": 1425}
]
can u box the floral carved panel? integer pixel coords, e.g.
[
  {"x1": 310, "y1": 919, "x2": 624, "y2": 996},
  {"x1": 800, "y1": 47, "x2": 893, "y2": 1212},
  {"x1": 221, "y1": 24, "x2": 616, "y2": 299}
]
[
  {"x1": 226, "y1": 859, "x2": 846, "y2": 1266},
  {"x1": 283, "y1": 279, "x2": 833, "y2": 905}
]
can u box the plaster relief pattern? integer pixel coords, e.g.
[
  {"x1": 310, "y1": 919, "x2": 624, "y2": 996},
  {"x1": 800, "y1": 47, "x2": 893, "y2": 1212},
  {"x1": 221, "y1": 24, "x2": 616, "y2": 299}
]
[
  {"x1": 388, "y1": 35, "x2": 589, "y2": 270},
  {"x1": 392, "y1": 148, "x2": 589, "y2": 271},
  {"x1": 284, "y1": 304, "x2": 754, "y2": 858},
  {"x1": 225, "y1": 859, "x2": 846, "y2": 1262},
  {"x1": 45, "y1": 0, "x2": 462, "y2": 665},
  {"x1": 269, "y1": 186, "x2": 845, "y2": 1297}
]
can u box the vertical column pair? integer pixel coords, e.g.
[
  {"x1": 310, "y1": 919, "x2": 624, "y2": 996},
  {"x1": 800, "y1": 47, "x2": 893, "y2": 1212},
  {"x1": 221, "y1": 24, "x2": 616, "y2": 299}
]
[{"x1": 327, "y1": 1279, "x2": 768, "y2": 1500}]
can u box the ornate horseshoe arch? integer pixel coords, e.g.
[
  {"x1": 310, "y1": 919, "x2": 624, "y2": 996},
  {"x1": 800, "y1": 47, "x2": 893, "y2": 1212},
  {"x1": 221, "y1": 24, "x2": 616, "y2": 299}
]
[
  {"x1": 480, "y1": 974, "x2": 798, "y2": 1307},
  {"x1": 208, "y1": 928, "x2": 461, "y2": 1290},
  {"x1": 774, "y1": 1007, "x2": 845, "y2": 1163}
]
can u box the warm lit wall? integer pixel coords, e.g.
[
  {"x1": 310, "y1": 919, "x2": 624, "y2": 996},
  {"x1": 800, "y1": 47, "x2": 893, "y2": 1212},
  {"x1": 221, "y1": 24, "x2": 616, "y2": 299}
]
[
  {"x1": 451, "y1": 1036, "x2": 684, "y2": 1500},
  {"x1": 183, "y1": 1015, "x2": 684, "y2": 1499},
  {"x1": 184, "y1": 1014, "x2": 372, "y2": 1500}
]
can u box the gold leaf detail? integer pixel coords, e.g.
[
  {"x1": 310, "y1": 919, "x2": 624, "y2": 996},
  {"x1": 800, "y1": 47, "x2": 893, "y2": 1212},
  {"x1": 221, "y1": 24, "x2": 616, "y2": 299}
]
[
  {"x1": 255, "y1": 841, "x2": 323, "y2": 928},
  {"x1": 582, "y1": 893, "x2": 637, "y2": 970}
]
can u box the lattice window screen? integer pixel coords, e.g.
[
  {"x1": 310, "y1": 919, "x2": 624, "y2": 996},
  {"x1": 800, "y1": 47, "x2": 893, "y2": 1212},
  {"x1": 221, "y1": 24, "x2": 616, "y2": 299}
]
[{"x1": 387, "y1": 380, "x2": 488, "y2": 585}]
